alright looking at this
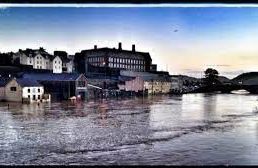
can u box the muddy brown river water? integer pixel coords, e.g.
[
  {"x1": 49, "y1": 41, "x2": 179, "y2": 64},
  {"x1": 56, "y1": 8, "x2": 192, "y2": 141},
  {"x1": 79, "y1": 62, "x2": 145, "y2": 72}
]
[{"x1": 1, "y1": 93, "x2": 258, "y2": 165}]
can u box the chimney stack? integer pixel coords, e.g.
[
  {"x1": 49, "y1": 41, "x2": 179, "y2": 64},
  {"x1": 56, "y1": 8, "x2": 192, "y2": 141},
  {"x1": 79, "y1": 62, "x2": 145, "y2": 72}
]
[
  {"x1": 132, "y1": 44, "x2": 135, "y2": 52},
  {"x1": 118, "y1": 42, "x2": 122, "y2": 50},
  {"x1": 94, "y1": 45, "x2": 97, "y2": 50}
]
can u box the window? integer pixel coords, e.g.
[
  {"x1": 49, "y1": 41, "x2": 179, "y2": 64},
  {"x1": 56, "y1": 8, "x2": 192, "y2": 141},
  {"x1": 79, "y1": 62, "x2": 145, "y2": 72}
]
[
  {"x1": 55, "y1": 61, "x2": 57, "y2": 64},
  {"x1": 10, "y1": 87, "x2": 16, "y2": 91},
  {"x1": 28, "y1": 95, "x2": 30, "y2": 99},
  {"x1": 37, "y1": 61, "x2": 39, "y2": 64},
  {"x1": 38, "y1": 95, "x2": 40, "y2": 99},
  {"x1": 78, "y1": 81, "x2": 85, "y2": 87},
  {"x1": 28, "y1": 88, "x2": 30, "y2": 93},
  {"x1": 38, "y1": 88, "x2": 40, "y2": 92},
  {"x1": 33, "y1": 95, "x2": 36, "y2": 100}
]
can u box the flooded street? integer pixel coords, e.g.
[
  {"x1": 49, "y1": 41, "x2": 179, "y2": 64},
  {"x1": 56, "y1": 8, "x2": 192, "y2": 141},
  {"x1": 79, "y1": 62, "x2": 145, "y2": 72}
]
[{"x1": 1, "y1": 93, "x2": 258, "y2": 165}]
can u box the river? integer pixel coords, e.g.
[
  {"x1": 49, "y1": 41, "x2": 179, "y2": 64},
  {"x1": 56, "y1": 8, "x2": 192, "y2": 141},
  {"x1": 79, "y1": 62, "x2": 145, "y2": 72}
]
[{"x1": 0, "y1": 93, "x2": 258, "y2": 165}]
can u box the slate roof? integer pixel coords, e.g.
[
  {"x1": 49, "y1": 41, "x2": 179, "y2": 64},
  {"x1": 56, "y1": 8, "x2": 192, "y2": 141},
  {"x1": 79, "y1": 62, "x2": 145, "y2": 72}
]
[
  {"x1": 0, "y1": 78, "x2": 11, "y2": 87},
  {"x1": 22, "y1": 73, "x2": 83, "y2": 81},
  {"x1": 118, "y1": 76, "x2": 136, "y2": 82},
  {"x1": 141, "y1": 75, "x2": 170, "y2": 82},
  {"x1": 81, "y1": 47, "x2": 152, "y2": 61},
  {"x1": 19, "y1": 48, "x2": 54, "y2": 59},
  {"x1": 16, "y1": 78, "x2": 42, "y2": 87}
]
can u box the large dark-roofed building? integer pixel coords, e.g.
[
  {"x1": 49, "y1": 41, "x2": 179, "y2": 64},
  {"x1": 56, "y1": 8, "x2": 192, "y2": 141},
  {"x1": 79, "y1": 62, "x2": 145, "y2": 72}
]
[
  {"x1": 22, "y1": 73, "x2": 88, "y2": 100},
  {"x1": 74, "y1": 42, "x2": 153, "y2": 74}
]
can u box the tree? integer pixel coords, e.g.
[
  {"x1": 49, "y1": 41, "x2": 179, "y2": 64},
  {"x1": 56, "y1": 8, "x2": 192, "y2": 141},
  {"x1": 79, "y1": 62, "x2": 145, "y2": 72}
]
[{"x1": 204, "y1": 68, "x2": 219, "y2": 85}]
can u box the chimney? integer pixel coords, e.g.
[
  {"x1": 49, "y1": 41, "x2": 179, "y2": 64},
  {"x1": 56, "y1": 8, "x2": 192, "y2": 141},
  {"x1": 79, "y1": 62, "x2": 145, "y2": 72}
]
[
  {"x1": 132, "y1": 44, "x2": 135, "y2": 52},
  {"x1": 118, "y1": 42, "x2": 122, "y2": 50},
  {"x1": 94, "y1": 45, "x2": 97, "y2": 50}
]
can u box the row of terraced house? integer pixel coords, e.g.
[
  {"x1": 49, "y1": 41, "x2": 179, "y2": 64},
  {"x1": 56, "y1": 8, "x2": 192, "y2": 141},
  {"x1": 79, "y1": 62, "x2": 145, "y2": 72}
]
[{"x1": 0, "y1": 42, "x2": 185, "y2": 103}]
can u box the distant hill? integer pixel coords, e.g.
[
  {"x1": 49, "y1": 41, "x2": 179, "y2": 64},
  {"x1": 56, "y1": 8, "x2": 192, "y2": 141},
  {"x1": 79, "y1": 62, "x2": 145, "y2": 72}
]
[
  {"x1": 217, "y1": 76, "x2": 231, "y2": 83},
  {"x1": 170, "y1": 75, "x2": 201, "y2": 81},
  {"x1": 232, "y1": 72, "x2": 258, "y2": 82}
]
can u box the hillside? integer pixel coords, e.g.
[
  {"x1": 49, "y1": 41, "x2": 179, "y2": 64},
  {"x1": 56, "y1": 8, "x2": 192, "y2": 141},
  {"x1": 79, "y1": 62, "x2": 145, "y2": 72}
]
[{"x1": 232, "y1": 72, "x2": 258, "y2": 82}]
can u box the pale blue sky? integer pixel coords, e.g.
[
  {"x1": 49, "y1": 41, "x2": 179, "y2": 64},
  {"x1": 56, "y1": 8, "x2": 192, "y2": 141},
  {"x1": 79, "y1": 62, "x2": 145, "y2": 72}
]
[{"x1": 1, "y1": 7, "x2": 258, "y2": 78}]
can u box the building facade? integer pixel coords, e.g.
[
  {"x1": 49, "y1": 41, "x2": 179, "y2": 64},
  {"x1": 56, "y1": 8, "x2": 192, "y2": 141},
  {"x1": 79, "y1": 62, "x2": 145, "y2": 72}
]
[
  {"x1": 74, "y1": 43, "x2": 152, "y2": 74},
  {"x1": 22, "y1": 73, "x2": 88, "y2": 100},
  {"x1": 13, "y1": 47, "x2": 63, "y2": 73},
  {"x1": 54, "y1": 51, "x2": 74, "y2": 73},
  {"x1": 4, "y1": 78, "x2": 44, "y2": 102},
  {"x1": 118, "y1": 76, "x2": 144, "y2": 92},
  {"x1": 143, "y1": 77, "x2": 171, "y2": 95},
  {"x1": 120, "y1": 70, "x2": 171, "y2": 94},
  {"x1": 52, "y1": 56, "x2": 62, "y2": 73}
]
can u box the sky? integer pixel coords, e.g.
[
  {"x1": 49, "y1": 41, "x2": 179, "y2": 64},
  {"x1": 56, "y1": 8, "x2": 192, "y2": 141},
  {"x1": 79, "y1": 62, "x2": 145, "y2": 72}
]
[{"x1": 1, "y1": 6, "x2": 258, "y2": 78}]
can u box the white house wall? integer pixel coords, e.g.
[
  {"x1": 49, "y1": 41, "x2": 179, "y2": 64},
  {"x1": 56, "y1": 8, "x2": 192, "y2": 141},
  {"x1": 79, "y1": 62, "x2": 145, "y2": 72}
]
[
  {"x1": 53, "y1": 56, "x2": 62, "y2": 73},
  {"x1": 22, "y1": 86, "x2": 44, "y2": 102},
  {"x1": 33, "y1": 54, "x2": 47, "y2": 69}
]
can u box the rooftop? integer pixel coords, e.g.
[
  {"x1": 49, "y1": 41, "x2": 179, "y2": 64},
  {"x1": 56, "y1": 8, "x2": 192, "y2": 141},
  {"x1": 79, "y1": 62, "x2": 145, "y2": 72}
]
[
  {"x1": 22, "y1": 72, "x2": 84, "y2": 81},
  {"x1": 81, "y1": 47, "x2": 152, "y2": 61},
  {"x1": 16, "y1": 78, "x2": 42, "y2": 87}
]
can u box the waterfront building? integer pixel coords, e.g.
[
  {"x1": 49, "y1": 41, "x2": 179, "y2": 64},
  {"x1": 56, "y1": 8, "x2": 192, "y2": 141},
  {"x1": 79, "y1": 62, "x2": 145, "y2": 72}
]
[
  {"x1": 22, "y1": 73, "x2": 88, "y2": 100},
  {"x1": 120, "y1": 70, "x2": 171, "y2": 94},
  {"x1": 74, "y1": 42, "x2": 155, "y2": 74},
  {"x1": 142, "y1": 76, "x2": 171, "y2": 95},
  {"x1": 4, "y1": 78, "x2": 44, "y2": 103},
  {"x1": 0, "y1": 78, "x2": 10, "y2": 101},
  {"x1": 118, "y1": 76, "x2": 144, "y2": 92},
  {"x1": 13, "y1": 47, "x2": 63, "y2": 73},
  {"x1": 170, "y1": 75, "x2": 183, "y2": 91}
]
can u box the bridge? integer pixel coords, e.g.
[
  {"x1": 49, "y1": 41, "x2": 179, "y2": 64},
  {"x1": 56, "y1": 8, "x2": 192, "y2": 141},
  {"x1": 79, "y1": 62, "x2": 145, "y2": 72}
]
[{"x1": 191, "y1": 84, "x2": 258, "y2": 94}]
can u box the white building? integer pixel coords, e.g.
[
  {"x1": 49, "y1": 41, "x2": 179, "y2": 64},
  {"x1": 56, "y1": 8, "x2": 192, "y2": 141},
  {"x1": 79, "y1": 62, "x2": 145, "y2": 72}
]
[
  {"x1": 13, "y1": 47, "x2": 63, "y2": 73},
  {"x1": 52, "y1": 56, "x2": 62, "y2": 73},
  {"x1": 5, "y1": 78, "x2": 44, "y2": 103},
  {"x1": 53, "y1": 51, "x2": 73, "y2": 73}
]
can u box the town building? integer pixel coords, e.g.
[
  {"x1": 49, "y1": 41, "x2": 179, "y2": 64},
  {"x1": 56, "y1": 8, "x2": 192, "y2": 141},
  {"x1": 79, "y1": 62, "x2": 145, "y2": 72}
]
[
  {"x1": 0, "y1": 78, "x2": 9, "y2": 101},
  {"x1": 22, "y1": 73, "x2": 88, "y2": 100},
  {"x1": 74, "y1": 42, "x2": 155, "y2": 74},
  {"x1": 142, "y1": 76, "x2": 171, "y2": 95},
  {"x1": 118, "y1": 76, "x2": 144, "y2": 93},
  {"x1": 119, "y1": 70, "x2": 171, "y2": 94},
  {"x1": 170, "y1": 75, "x2": 183, "y2": 91},
  {"x1": 13, "y1": 47, "x2": 63, "y2": 73},
  {"x1": 54, "y1": 51, "x2": 74, "y2": 73},
  {"x1": 4, "y1": 78, "x2": 44, "y2": 103}
]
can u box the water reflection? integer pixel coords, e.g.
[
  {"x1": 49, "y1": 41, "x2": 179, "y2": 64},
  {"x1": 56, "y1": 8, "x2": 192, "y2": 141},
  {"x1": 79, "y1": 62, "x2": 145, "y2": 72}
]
[
  {"x1": 202, "y1": 93, "x2": 217, "y2": 120},
  {"x1": 0, "y1": 94, "x2": 258, "y2": 165}
]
